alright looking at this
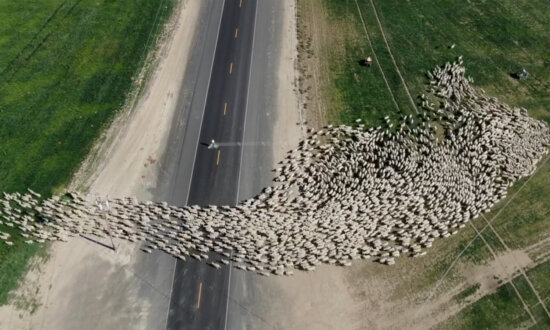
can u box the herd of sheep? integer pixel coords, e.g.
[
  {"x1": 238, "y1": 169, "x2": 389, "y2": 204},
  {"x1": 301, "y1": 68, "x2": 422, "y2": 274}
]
[{"x1": 1, "y1": 60, "x2": 549, "y2": 276}]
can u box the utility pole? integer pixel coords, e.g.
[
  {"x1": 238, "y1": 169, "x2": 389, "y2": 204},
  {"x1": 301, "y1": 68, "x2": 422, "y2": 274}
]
[{"x1": 95, "y1": 194, "x2": 116, "y2": 252}]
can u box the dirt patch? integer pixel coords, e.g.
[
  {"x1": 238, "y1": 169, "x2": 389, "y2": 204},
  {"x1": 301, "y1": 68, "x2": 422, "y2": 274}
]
[
  {"x1": 296, "y1": 0, "x2": 330, "y2": 129},
  {"x1": 272, "y1": 0, "x2": 304, "y2": 159},
  {"x1": 465, "y1": 250, "x2": 533, "y2": 298}
]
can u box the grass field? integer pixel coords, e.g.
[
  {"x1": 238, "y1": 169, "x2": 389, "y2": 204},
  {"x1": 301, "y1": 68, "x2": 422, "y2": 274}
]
[
  {"x1": 440, "y1": 259, "x2": 550, "y2": 329},
  {"x1": 441, "y1": 282, "x2": 534, "y2": 329},
  {"x1": 0, "y1": 0, "x2": 175, "y2": 306},
  {"x1": 299, "y1": 0, "x2": 550, "y2": 126},
  {"x1": 297, "y1": 0, "x2": 550, "y2": 327}
]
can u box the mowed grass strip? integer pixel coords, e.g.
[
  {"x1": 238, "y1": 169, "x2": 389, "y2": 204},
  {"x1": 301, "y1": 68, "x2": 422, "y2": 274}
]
[{"x1": 0, "y1": 0, "x2": 175, "y2": 305}]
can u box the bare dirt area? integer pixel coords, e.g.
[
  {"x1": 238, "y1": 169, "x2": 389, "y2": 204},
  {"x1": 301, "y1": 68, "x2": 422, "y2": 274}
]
[
  {"x1": 264, "y1": 265, "x2": 363, "y2": 330},
  {"x1": 309, "y1": 247, "x2": 537, "y2": 330},
  {"x1": 406, "y1": 250, "x2": 535, "y2": 330},
  {"x1": 0, "y1": 1, "x2": 202, "y2": 329},
  {"x1": 296, "y1": 0, "x2": 331, "y2": 129},
  {"x1": 272, "y1": 0, "x2": 304, "y2": 162}
]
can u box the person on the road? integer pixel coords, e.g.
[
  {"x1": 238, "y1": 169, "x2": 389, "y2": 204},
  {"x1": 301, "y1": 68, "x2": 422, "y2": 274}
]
[{"x1": 208, "y1": 139, "x2": 218, "y2": 149}]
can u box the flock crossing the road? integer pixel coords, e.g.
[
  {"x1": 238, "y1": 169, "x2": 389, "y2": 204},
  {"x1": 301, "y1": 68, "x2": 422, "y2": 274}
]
[{"x1": 1, "y1": 60, "x2": 548, "y2": 276}]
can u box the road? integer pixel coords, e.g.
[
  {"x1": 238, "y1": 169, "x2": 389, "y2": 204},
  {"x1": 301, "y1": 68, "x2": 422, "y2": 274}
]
[
  {"x1": 166, "y1": 0, "x2": 256, "y2": 328},
  {"x1": 156, "y1": 0, "x2": 282, "y2": 328}
]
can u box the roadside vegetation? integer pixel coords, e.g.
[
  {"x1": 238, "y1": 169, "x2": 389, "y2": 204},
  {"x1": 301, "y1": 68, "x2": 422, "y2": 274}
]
[
  {"x1": 440, "y1": 259, "x2": 550, "y2": 329},
  {"x1": 0, "y1": 0, "x2": 175, "y2": 306},
  {"x1": 297, "y1": 0, "x2": 550, "y2": 328}
]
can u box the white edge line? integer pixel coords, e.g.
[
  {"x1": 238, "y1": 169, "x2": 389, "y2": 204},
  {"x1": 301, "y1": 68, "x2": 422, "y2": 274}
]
[
  {"x1": 163, "y1": 254, "x2": 178, "y2": 330},
  {"x1": 164, "y1": 0, "x2": 226, "y2": 329},
  {"x1": 225, "y1": 2, "x2": 259, "y2": 329},
  {"x1": 185, "y1": 0, "x2": 227, "y2": 206},
  {"x1": 235, "y1": 0, "x2": 258, "y2": 205},
  {"x1": 223, "y1": 250, "x2": 234, "y2": 330}
]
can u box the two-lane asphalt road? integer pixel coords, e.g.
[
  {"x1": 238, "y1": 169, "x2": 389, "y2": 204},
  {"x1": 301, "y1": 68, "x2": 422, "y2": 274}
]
[
  {"x1": 186, "y1": 0, "x2": 256, "y2": 206},
  {"x1": 165, "y1": 0, "x2": 258, "y2": 329}
]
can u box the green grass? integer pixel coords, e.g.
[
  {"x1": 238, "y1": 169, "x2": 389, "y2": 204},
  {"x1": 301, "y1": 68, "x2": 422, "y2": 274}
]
[
  {"x1": 359, "y1": 0, "x2": 550, "y2": 123},
  {"x1": 485, "y1": 159, "x2": 550, "y2": 250},
  {"x1": 297, "y1": 0, "x2": 413, "y2": 127},
  {"x1": 0, "y1": 240, "x2": 43, "y2": 305},
  {"x1": 525, "y1": 260, "x2": 550, "y2": 310},
  {"x1": 455, "y1": 221, "x2": 509, "y2": 265},
  {"x1": 440, "y1": 259, "x2": 550, "y2": 329},
  {"x1": 0, "y1": 0, "x2": 175, "y2": 305},
  {"x1": 457, "y1": 234, "x2": 493, "y2": 265},
  {"x1": 439, "y1": 282, "x2": 534, "y2": 329},
  {"x1": 0, "y1": 0, "x2": 176, "y2": 194},
  {"x1": 304, "y1": 0, "x2": 550, "y2": 125},
  {"x1": 454, "y1": 283, "x2": 481, "y2": 304}
]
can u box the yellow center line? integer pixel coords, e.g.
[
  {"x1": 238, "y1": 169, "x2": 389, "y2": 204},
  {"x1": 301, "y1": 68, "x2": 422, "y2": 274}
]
[
  {"x1": 239, "y1": 0, "x2": 242, "y2": 8},
  {"x1": 229, "y1": 62, "x2": 233, "y2": 74},
  {"x1": 197, "y1": 282, "x2": 202, "y2": 309},
  {"x1": 223, "y1": 102, "x2": 228, "y2": 116},
  {"x1": 234, "y1": 28, "x2": 238, "y2": 38},
  {"x1": 216, "y1": 150, "x2": 221, "y2": 165}
]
